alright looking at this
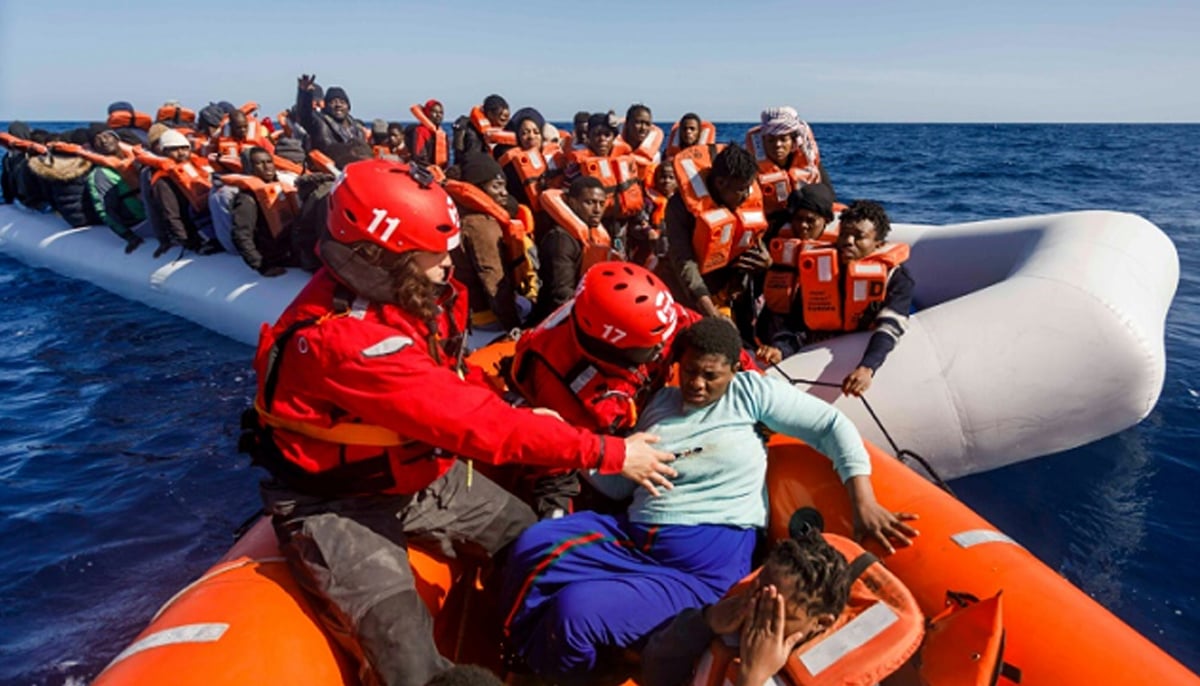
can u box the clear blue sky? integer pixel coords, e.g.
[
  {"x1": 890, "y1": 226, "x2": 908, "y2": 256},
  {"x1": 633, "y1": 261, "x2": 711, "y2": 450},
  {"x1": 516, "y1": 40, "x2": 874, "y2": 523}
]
[{"x1": 2, "y1": 0, "x2": 1197, "y2": 123}]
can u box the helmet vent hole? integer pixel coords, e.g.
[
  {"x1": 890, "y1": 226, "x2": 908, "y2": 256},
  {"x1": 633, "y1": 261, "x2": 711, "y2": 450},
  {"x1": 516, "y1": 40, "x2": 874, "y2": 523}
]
[
  {"x1": 634, "y1": 295, "x2": 648, "y2": 304},
  {"x1": 436, "y1": 224, "x2": 453, "y2": 234},
  {"x1": 614, "y1": 283, "x2": 629, "y2": 291},
  {"x1": 622, "y1": 266, "x2": 634, "y2": 275},
  {"x1": 344, "y1": 209, "x2": 357, "y2": 223}
]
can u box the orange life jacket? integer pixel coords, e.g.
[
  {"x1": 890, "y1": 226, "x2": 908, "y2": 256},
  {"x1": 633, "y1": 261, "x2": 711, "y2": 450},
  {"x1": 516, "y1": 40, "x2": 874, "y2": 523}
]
[
  {"x1": 567, "y1": 150, "x2": 645, "y2": 218},
  {"x1": 673, "y1": 145, "x2": 768, "y2": 274},
  {"x1": 107, "y1": 109, "x2": 153, "y2": 132},
  {"x1": 540, "y1": 189, "x2": 619, "y2": 273},
  {"x1": 211, "y1": 149, "x2": 304, "y2": 177},
  {"x1": 443, "y1": 179, "x2": 539, "y2": 299},
  {"x1": 46, "y1": 141, "x2": 141, "y2": 191},
  {"x1": 306, "y1": 150, "x2": 339, "y2": 176},
  {"x1": 744, "y1": 124, "x2": 822, "y2": 215},
  {"x1": 409, "y1": 104, "x2": 449, "y2": 167},
  {"x1": 142, "y1": 151, "x2": 213, "y2": 213},
  {"x1": 665, "y1": 120, "x2": 717, "y2": 159},
  {"x1": 496, "y1": 143, "x2": 565, "y2": 212},
  {"x1": 508, "y1": 303, "x2": 650, "y2": 433},
  {"x1": 214, "y1": 119, "x2": 275, "y2": 157},
  {"x1": 0, "y1": 132, "x2": 48, "y2": 156},
  {"x1": 156, "y1": 104, "x2": 196, "y2": 128},
  {"x1": 766, "y1": 240, "x2": 909, "y2": 330},
  {"x1": 689, "y1": 534, "x2": 923, "y2": 686},
  {"x1": 220, "y1": 174, "x2": 300, "y2": 238},
  {"x1": 644, "y1": 187, "x2": 670, "y2": 228},
  {"x1": 469, "y1": 105, "x2": 517, "y2": 149},
  {"x1": 612, "y1": 125, "x2": 665, "y2": 180}
]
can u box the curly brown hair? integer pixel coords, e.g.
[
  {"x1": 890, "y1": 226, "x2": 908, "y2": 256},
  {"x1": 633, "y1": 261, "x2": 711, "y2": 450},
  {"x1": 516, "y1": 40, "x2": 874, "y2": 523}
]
[{"x1": 349, "y1": 242, "x2": 441, "y2": 320}]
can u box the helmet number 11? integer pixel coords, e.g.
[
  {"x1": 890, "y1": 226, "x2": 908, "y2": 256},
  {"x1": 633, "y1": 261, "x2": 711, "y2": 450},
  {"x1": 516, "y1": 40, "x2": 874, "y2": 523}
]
[{"x1": 367, "y1": 208, "x2": 402, "y2": 242}]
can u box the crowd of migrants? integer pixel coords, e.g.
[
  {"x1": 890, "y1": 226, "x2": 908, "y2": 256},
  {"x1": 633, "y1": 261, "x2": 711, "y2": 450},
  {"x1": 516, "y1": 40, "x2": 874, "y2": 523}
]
[{"x1": 1, "y1": 77, "x2": 921, "y2": 686}]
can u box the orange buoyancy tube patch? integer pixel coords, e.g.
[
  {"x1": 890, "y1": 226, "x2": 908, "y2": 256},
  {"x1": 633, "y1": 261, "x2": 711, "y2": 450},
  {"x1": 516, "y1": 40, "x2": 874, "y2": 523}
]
[
  {"x1": 107, "y1": 109, "x2": 153, "y2": 131},
  {"x1": 443, "y1": 179, "x2": 539, "y2": 299},
  {"x1": 410, "y1": 103, "x2": 449, "y2": 167},
  {"x1": 47, "y1": 141, "x2": 142, "y2": 191},
  {"x1": 220, "y1": 174, "x2": 301, "y2": 238},
  {"x1": 569, "y1": 151, "x2": 645, "y2": 218},
  {"x1": 497, "y1": 143, "x2": 565, "y2": 212},
  {"x1": 673, "y1": 145, "x2": 768, "y2": 274},
  {"x1": 469, "y1": 105, "x2": 517, "y2": 149},
  {"x1": 745, "y1": 124, "x2": 822, "y2": 215},
  {"x1": 690, "y1": 533, "x2": 923, "y2": 686},
  {"x1": 793, "y1": 242, "x2": 909, "y2": 331},
  {"x1": 665, "y1": 120, "x2": 717, "y2": 159},
  {"x1": 540, "y1": 189, "x2": 619, "y2": 273}
]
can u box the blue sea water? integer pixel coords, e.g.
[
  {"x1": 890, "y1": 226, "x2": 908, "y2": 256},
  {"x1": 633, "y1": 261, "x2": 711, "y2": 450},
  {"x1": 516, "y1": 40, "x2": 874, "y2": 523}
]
[{"x1": 0, "y1": 122, "x2": 1197, "y2": 685}]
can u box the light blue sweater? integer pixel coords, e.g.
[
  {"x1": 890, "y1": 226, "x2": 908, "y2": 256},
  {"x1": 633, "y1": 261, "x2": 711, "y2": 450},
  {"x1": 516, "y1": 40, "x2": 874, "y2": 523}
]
[{"x1": 589, "y1": 372, "x2": 870, "y2": 529}]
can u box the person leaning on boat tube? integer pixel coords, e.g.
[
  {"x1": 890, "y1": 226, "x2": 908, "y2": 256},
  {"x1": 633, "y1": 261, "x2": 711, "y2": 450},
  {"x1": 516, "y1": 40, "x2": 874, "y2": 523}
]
[
  {"x1": 240, "y1": 158, "x2": 677, "y2": 686},
  {"x1": 757, "y1": 200, "x2": 913, "y2": 397},
  {"x1": 500, "y1": 317, "x2": 917, "y2": 683}
]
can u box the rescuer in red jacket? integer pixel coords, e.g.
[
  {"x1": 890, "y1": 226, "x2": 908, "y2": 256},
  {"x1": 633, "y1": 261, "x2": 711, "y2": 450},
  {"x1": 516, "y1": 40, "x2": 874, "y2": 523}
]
[{"x1": 242, "y1": 159, "x2": 676, "y2": 686}]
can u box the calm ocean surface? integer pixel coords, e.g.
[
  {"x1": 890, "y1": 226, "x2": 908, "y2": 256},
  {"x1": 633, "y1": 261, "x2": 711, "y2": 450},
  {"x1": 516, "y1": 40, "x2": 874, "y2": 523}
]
[{"x1": 0, "y1": 122, "x2": 1197, "y2": 684}]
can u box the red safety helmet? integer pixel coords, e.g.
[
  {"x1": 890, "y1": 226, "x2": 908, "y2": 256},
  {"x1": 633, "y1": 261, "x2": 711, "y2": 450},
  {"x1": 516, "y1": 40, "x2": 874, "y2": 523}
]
[
  {"x1": 573, "y1": 262, "x2": 679, "y2": 350},
  {"x1": 327, "y1": 159, "x2": 460, "y2": 254}
]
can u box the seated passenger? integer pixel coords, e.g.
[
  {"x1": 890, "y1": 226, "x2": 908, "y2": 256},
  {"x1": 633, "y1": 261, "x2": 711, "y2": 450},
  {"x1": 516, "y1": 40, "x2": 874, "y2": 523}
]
[
  {"x1": 148, "y1": 129, "x2": 216, "y2": 257},
  {"x1": 295, "y1": 74, "x2": 366, "y2": 154},
  {"x1": 376, "y1": 121, "x2": 408, "y2": 161},
  {"x1": 106, "y1": 100, "x2": 151, "y2": 145},
  {"x1": 496, "y1": 107, "x2": 564, "y2": 213},
  {"x1": 228, "y1": 147, "x2": 299, "y2": 277},
  {"x1": 665, "y1": 113, "x2": 716, "y2": 159},
  {"x1": 757, "y1": 200, "x2": 912, "y2": 396},
  {"x1": 446, "y1": 154, "x2": 525, "y2": 329},
  {"x1": 209, "y1": 109, "x2": 275, "y2": 158},
  {"x1": 528, "y1": 176, "x2": 614, "y2": 323},
  {"x1": 84, "y1": 126, "x2": 145, "y2": 252},
  {"x1": 612, "y1": 103, "x2": 665, "y2": 179},
  {"x1": 406, "y1": 100, "x2": 447, "y2": 169},
  {"x1": 2, "y1": 121, "x2": 53, "y2": 211},
  {"x1": 632, "y1": 161, "x2": 678, "y2": 267},
  {"x1": 771, "y1": 182, "x2": 836, "y2": 241},
  {"x1": 500, "y1": 317, "x2": 916, "y2": 682},
  {"x1": 659, "y1": 143, "x2": 768, "y2": 327},
  {"x1": 290, "y1": 140, "x2": 374, "y2": 272},
  {"x1": 745, "y1": 107, "x2": 830, "y2": 221},
  {"x1": 641, "y1": 529, "x2": 849, "y2": 686},
  {"x1": 561, "y1": 110, "x2": 590, "y2": 152},
  {"x1": 452, "y1": 94, "x2": 511, "y2": 163},
  {"x1": 564, "y1": 111, "x2": 646, "y2": 230},
  {"x1": 27, "y1": 128, "x2": 99, "y2": 229},
  {"x1": 191, "y1": 104, "x2": 225, "y2": 152}
]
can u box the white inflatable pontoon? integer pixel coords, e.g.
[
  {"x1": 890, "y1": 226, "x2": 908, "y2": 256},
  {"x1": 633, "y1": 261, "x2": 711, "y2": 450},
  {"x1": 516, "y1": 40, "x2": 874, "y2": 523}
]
[{"x1": 0, "y1": 204, "x2": 1177, "y2": 479}]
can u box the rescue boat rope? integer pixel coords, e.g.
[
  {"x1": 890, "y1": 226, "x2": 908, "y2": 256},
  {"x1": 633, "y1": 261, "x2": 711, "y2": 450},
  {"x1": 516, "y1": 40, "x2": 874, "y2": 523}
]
[{"x1": 769, "y1": 364, "x2": 956, "y2": 495}]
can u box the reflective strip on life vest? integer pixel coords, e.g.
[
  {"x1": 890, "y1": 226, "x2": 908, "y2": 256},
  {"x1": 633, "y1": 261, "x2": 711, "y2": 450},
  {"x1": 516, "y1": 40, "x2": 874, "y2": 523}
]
[{"x1": 799, "y1": 602, "x2": 900, "y2": 676}]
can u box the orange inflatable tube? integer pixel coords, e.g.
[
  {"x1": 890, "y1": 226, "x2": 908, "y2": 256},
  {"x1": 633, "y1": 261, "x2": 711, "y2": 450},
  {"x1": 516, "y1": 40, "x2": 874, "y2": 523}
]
[{"x1": 765, "y1": 437, "x2": 1199, "y2": 685}]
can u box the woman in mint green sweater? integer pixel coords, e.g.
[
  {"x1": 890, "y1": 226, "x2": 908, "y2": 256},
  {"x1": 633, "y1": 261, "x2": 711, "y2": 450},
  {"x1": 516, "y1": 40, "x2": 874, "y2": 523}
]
[{"x1": 500, "y1": 317, "x2": 916, "y2": 682}]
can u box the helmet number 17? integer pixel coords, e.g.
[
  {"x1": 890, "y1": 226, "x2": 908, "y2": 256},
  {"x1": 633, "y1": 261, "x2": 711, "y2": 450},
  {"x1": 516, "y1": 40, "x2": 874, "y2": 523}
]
[{"x1": 601, "y1": 325, "x2": 627, "y2": 344}]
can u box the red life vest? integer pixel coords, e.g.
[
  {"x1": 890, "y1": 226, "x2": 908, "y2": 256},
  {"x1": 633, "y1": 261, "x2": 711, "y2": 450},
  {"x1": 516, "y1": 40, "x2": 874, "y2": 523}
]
[
  {"x1": 469, "y1": 105, "x2": 517, "y2": 149},
  {"x1": 745, "y1": 124, "x2": 822, "y2": 215},
  {"x1": 765, "y1": 239, "x2": 909, "y2": 330},
  {"x1": 497, "y1": 143, "x2": 566, "y2": 212},
  {"x1": 443, "y1": 179, "x2": 539, "y2": 300},
  {"x1": 540, "y1": 189, "x2": 619, "y2": 274},
  {"x1": 220, "y1": 174, "x2": 300, "y2": 238},
  {"x1": 509, "y1": 303, "x2": 656, "y2": 433},
  {"x1": 567, "y1": 150, "x2": 645, "y2": 218},
  {"x1": 665, "y1": 120, "x2": 717, "y2": 159},
  {"x1": 673, "y1": 145, "x2": 768, "y2": 274},
  {"x1": 142, "y1": 151, "x2": 213, "y2": 213},
  {"x1": 690, "y1": 534, "x2": 923, "y2": 686},
  {"x1": 409, "y1": 104, "x2": 449, "y2": 167}
]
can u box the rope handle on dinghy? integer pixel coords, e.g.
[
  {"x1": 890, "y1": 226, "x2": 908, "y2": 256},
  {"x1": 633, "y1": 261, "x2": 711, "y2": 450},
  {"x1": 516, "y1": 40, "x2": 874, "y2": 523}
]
[{"x1": 769, "y1": 363, "x2": 956, "y2": 496}]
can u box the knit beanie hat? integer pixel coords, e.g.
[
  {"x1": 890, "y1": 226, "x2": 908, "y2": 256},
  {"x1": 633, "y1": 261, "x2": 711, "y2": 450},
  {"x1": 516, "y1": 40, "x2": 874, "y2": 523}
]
[
  {"x1": 505, "y1": 107, "x2": 546, "y2": 135},
  {"x1": 198, "y1": 104, "x2": 224, "y2": 129},
  {"x1": 459, "y1": 154, "x2": 504, "y2": 187},
  {"x1": 787, "y1": 183, "x2": 836, "y2": 222},
  {"x1": 159, "y1": 129, "x2": 191, "y2": 150},
  {"x1": 107, "y1": 101, "x2": 135, "y2": 115},
  {"x1": 760, "y1": 106, "x2": 802, "y2": 137},
  {"x1": 273, "y1": 137, "x2": 306, "y2": 164},
  {"x1": 325, "y1": 87, "x2": 350, "y2": 107}
]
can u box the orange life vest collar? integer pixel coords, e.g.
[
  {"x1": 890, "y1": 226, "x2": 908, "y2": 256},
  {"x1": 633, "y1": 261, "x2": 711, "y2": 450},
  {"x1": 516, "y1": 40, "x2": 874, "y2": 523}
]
[
  {"x1": 745, "y1": 124, "x2": 822, "y2": 215},
  {"x1": 568, "y1": 150, "x2": 646, "y2": 218},
  {"x1": 540, "y1": 189, "x2": 617, "y2": 273},
  {"x1": 769, "y1": 240, "x2": 909, "y2": 330},
  {"x1": 665, "y1": 120, "x2": 717, "y2": 159},
  {"x1": 220, "y1": 174, "x2": 300, "y2": 238},
  {"x1": 410, "y1": 104, "x2": 449, "y2": 167},
  {"x1": 469, "y1": 105, "x2": 517, "y2": 148},
  {"x1": 497, "y1": 143, "x2": 565, "y2": 212}
]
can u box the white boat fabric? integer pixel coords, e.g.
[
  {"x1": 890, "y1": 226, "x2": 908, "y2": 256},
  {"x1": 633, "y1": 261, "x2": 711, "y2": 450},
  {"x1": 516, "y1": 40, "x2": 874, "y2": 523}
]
[{"x1": 0, "y1": 205, "x2": 1176, "y2": 478}]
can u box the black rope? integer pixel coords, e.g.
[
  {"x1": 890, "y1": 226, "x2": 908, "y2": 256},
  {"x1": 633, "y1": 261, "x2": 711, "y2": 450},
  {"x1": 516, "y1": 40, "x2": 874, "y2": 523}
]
[{"x1": 769, "y1": 362, "x2": 956, "y2": 496}]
